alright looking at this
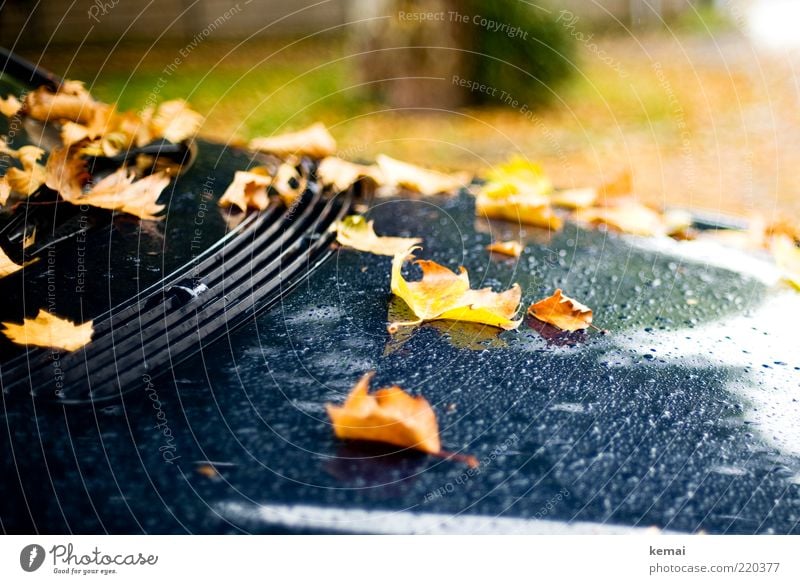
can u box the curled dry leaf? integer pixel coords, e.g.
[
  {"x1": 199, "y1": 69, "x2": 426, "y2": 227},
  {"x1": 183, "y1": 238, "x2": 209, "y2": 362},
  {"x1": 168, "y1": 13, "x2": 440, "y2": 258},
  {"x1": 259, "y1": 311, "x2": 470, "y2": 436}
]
[
  {"x1": 2, "y1": 309, "x2": 93, "y2": 351},
  {"x1": 45, "y1": 146, "x2": 89, "y2": 201},
  {"x1": 0, "y1": 94, "x2": 22, "y2": 117},
  {"x1": 65, "y1": 168, "x2": 169, "y2": 220},
  {"x1": 272, "y1": 163, "x2": 304, "y2": 207},
  {"x1": 4, "y1": 146, "x2": 47, "y2": 196},
  {"x1": 527, "y1": 289, "x2": 593, "y2": 332},
  {"x1": 486, "y1": 240, "x2": 523, "y2": 258},
  {"x1": 334, "y1": 215, "x2": 422, "y2": 256},
  {"x1": 391, "y1": 246, "x2": 522, "y2": 330},
  {"x1": 219, "y1": 164, "x2": 303, "y2": 212},
  {"x1": 327, "y1": 372, "x2": 441, "y2": 455},
  {"x1": 24, "y1": 80, "x2": 97, "y2": 124},
  {"x1": 376, "y1": 154, "x2": 470, "y2": 196},
  {"x1": 149, "y1": 100, "x2": 203, "y2": 144},
  {"x1": 771, "y1": 234, "x2": 800, "y2": 290},
  {"x1": 317, "y1": 157, "x2": 382, "y2": 192},
  {"x1": 0, "y1": 177, "x2": 10, "y2": 206},
  {"x1": 248, "y1": 122, "x2": 336, "y2": 159},
  {"x1": 575, "y1": 199, "x2": 665, "y2": 237}
]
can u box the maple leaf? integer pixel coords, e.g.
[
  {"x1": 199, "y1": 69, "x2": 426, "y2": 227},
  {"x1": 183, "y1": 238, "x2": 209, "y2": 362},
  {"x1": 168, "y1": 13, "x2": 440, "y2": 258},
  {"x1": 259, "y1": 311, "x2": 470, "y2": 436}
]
[
  {"x1": 326, "y1": 372, "x2": 478, "y2": 467},
  {"x1": 24, "y1": 80, "x2": 97, "y2": 124},
  {"x1": 527, "y1": 289, "x2": 594, "y2": 332},
  {"x1": 376, "y1": 154, "x2": 470, "y2": 195},
  {"x1": 575, "y1": 199, "x2": 666, "y2": 237},
  {"x1": 219, "y1": 164, "x2": 303, "y2": 212},
  {"x1": 65, "y1": 168, "x2": 169, "y2": 220},
  {"x1": 390, "y1": 246, "x2": 522, "y2": 330},
  {"x1": 771, "y1": 234, "x2": 800, "y2": 290},
  {"x1": 248, "y1": 122, "x2": 336, "y2": 159},
  {"x1": 4, "y1": 145, "x2": 47, "y2": 196},
  {"x1": 2, "y1": 309, "x2": 93, "y2": 351},
  {"x1": 317, "y1": 157, "x2": 383, "y2": 192},
  {"x1": 334, "y1": 215, "x2": 422, "y2": 256},
  {"x1": 486, "y1": 240, "x2": 523, "y2": 258}
]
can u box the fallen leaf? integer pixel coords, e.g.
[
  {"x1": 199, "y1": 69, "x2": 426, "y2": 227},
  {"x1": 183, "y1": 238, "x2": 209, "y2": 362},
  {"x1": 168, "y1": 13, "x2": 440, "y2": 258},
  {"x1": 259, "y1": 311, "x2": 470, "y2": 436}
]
[
  {"x1": 598, "y1": 169, "x2": 633, "y2": 196},
  {"x1": 771, "y1": 234, "x2": 800, "y2": 290},
  {"x1": 376, "y1": 154, "x2": 470, "y2": 195},
  {"x1": 484, "y1": 156, "x2": 553, "y2": 195},
  {"x1": 575, "y1": 199, "x2": 665, "y2": 237},
  {"x1": 0, "y1": 246, "x2": 24, "y2": 278},
  {"x1": 0, "y1": 177, "x2": 10, "y2": 206},
  {"x1": 334, "y1": 215, "x2": 422, "y2": 256},
  {"x1": 149, "y1": 100, "x2": 203, "y2": 143},
  {"x1": 317, "y1": 157, "x2": 383, "y2": 191},
  {"x1": 68, "y1": 168, "x2": 169, "y2": 220},
  {"x1": 248, "y1": 122, "x2": 336, "y2": 159},
  {"x1": 390, "y1": 246, "x2": 522, "y2": 330},
  {"x1": 527, "y1": 289, "x2": 594, "y2": 332},
  {"x1": 24, "y1": 81, "x2": 97, "y2": 124},
  {"x1": 219, "y1": 168, "x2": 272, "y2": 212},
  {"x1": 272, "y1": 163, "x2": 304, "y2": 207},
  {"x1": 2, "y1": 309, "x2": 93, "y2": 351},
  {"x1": 326, "y1": 372, "x2": 441, "y2": 455},
  {"x1": 486, "y1": 240, "x2": 523, "y2": 258},
  {"x1": 45, "y1": 146, "x2": 90, "y2": 201},
  {"x1": 4, "y1": 145, "x2": 47, "y2": 196},
  {"x1": 0, "y1": 94, "x2": 22, "y2": 117},
  {"x1": 476, "y1": 193, "x2": 563, "y2": 230},
  {"x1": 550, "y1": 187, "x2": 597, "y2": 209}
]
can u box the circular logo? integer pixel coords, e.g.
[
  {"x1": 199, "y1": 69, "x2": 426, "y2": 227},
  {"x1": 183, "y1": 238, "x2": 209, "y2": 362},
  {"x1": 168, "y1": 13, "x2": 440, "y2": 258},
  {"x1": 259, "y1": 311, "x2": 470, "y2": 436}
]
[{"x1": 19, "y1": 544, "x2": 45, "y2": 572}]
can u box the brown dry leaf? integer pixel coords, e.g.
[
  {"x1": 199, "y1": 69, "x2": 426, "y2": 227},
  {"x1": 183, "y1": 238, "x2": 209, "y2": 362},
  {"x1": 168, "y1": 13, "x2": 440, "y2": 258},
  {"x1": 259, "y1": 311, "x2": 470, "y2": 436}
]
[
  {"x1": 219, "y1": 168, "x2": 273, "y2": 212},
  {"x1": 70, "y1": 168, "x2": 169, "y2": 220},
  {"x1": 5, "y1": 146, "x2": 47, "y2": 196},
  {"x1": 272, "y1": 163, "x2": 304, "y2": 207},
  {"x1": 0, "y1": 94, "x2": 22, "y2": 117},
  {"x1": 24, "y1": 81, "x2": 97, "y2": 124},
  {"x1": 334, "y1": 215, "x2": 421, "y2": 256},
  {"x1": 2, "y1": 309, "x2": 93, "y2": 351},
  {"x1": 576, "y1": 199, "x2": 666, "y2": 237},
  {"x1": 376, "y1": 154, "x2": 470, "y2": 196},
  {"x1": 0, "y1": 246, "x2": 25, "y2": 278},
  {"x1": 317, "y1": 157, "x2": 383, "y2": 192},
  {"x1": 45, "y1": 146, "x2": 90, "y2": 201},
  {"x1": 476, "y1": 193, "x2": 563, "y2": 230},
  {"x1": 391, "y1": 246, "x2": 521, "y2": 330},
  {"x1": 527, "y1": 289, "x2": 594, "y2": 332},
  {"x1": 486, "y1": 240, "x2": 523, "y2": 258},
  {"x1": 771, "y1": 234, "x2": 800, "y2": 290},
  {"x1": 326, "y1": 372, "x2": 442, "y2": 455},
  {"x1": 149, "y1": 100, "x2": 203, "y2": 144},
  {"x1": 248, "y1": 122, "x2": 336, "y2": 158}
]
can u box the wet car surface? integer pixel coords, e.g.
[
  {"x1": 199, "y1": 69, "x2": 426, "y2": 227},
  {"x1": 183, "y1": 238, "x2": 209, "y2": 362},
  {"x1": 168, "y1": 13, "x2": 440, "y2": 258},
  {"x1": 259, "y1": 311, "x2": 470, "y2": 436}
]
[{"x1": 3, "y1": 175, "x2": 799, "y2": 534}]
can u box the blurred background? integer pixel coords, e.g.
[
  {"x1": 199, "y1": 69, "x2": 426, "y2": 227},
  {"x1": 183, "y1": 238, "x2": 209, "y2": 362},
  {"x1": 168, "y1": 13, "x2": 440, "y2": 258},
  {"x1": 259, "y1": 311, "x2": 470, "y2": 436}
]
[{"x1": 1, "y1": 0, "x2": 799, "y2": 221}]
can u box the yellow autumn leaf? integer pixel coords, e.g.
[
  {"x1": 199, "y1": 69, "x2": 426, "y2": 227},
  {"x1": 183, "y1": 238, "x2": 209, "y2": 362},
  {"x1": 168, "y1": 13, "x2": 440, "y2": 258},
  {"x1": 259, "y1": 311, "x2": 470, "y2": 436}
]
[
  {"x1": 66, "y1": 168, "x2": 169, "y2": 220},
  {"x1": 0, "y1": 94, "x2": 22, "y2": 117},
  {"x1": 2, "y1": 309, "x2": 93, "y2": 351},
  {"x1": 376, "y1": 154, "x2": 471, "y2": 196},
  {"x1": 771, "y1": 234, "x2": 800, "y2": 290},
  {"x1": 390, "y1": 246, "x2": 522, "y2": 330},
  {"x1": 527, "y1": 289, "x2": 594, "y2": 332},
  {"x1": 248, "y1": 122, "x2": 336, "y2": 159},
  {"x1": 486, "y1": 240, "x2": 523, "y2": 258},
  {"x1": 334, "y1": 215, "x2": 422, "y2": 256},
  {"x1": 317, "y1": 157, "x2": 383, "y2": 192},
  {"x1": 483, "y1": 155, "x2": 553, "y2": 196}
]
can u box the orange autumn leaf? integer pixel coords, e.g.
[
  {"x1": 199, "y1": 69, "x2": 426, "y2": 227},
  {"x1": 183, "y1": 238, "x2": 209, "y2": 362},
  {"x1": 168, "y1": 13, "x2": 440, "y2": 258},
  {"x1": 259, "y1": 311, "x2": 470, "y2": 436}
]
[
  {"x1": 23, "y1": 80, "x2": 97, "y2": 124},
  {"x1": 376, "y1": 154, "x2": 471, "y2": 196},
  {"x1": 0, "y1": 94, "x2": 22, "y2": 117},
  {"x1": 2, "y1": 309, "x2": 93, "y2": 351},
  {"x1": 248, "y1": 122, "x2": 336, "y2": 159},
  {"x1": 528, "y1": 289, "x2": 594, "y2": 332},
  {"x1": 317, "y1": 157, "x2": 383, "y2": 192},
  {"x1": 334, "y1": 215, "x2": 422, "y2": 256},
  {"x1": 486, "y1": 240, "x2": 523, "y2": 258},
  {"x1": 391, "y1": 246, "x2": 522, "y2": 330},
  {"x1": 327, "y1": 372, "x2": 441, "y2": 455},
  {"x1": 0, "y1": 246, "x2": 24, "y2": 278},
  {"x1": 45, "y1": 146, "x2": 90, "y2": 201},
  {"x1": 63, "y1": 168, "x2": 169, "y2": 220},
  {"x1": 476, "y1": 193, "x2": 562, "y2": 230},
  {"x1": 219, "y1": 164, "x2": 303, "y2": 212}
]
